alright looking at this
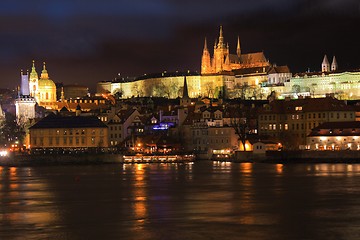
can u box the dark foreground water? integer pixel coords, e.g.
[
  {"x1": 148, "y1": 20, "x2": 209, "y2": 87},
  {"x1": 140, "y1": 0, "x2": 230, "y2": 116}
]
[{"x1": 1, "y1": 162, "x2": 360, "y2": 240}]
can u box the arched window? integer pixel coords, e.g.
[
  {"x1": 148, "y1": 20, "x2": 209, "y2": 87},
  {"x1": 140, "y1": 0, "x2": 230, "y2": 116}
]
[{"x1": 46, "y1": 92, "x2": 49, "y2": 100}]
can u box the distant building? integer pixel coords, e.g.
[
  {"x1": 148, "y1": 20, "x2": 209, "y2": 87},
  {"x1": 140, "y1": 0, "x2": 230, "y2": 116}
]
[{"x1": 282, "y1": 55, "x2": 360, "y2": 99}]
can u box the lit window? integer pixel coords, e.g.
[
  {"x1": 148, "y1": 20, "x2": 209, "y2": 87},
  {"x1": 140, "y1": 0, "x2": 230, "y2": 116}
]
[{"x1": 285, "y1": 124, "x2": 288, "y2": 130}]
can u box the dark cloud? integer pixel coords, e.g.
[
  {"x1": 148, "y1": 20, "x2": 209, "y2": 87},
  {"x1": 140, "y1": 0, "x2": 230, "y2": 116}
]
[{"x1": 0, "y1": 0, "x2": 359, "y2": 91}]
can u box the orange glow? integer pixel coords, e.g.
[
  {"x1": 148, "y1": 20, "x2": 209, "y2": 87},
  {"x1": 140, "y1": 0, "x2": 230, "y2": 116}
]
[{"x1": 276, "y1": 164, "x2": 283, "y2": 174}]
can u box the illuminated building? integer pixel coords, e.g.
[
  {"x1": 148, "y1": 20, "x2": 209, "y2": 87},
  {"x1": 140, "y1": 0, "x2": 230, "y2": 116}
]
[
  {"x1": 307, "y1": 121, "x2": 360, "y2": 150},
  {"x1": 201, "y1": 26, "x2": 270, "y2": 74},
  {"x1": 282, "y1": 55, "x2": 360, "y2": 100},
  {"x1": 258, "y1": 96, "x2": 356, "y2": 149},
  {"x1": 27, "y1": 61, "x2": 57, "y2": 109},
  {"x1": 97, "y1": 27, "x2": 290, "y2": 100},
  {"x1": 15, "y1": 70, "x2": 36, "y2": 124},
  {"x1": 29, "y1": 114, "x2": 108, "y2": 149}
]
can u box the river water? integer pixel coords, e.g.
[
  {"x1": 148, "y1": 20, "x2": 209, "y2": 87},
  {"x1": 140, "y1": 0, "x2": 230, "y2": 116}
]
[{"x1": 1, "y1": 161, "x2": 360, "y2": 240}]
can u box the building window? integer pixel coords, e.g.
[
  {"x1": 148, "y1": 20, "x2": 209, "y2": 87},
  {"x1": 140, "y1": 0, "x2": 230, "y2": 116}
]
[
  {"x1": 91, "y1": 137, "x2": 95, "y2": 145},
  {"x1": 285, "y1": 124, "x2": 288, "y2": 130},
  {"x1": 273, "y1": 124, "x2": 276, "y2": 130}
]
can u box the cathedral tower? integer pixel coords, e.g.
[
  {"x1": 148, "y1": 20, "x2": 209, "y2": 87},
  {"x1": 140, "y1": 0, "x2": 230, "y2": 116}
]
[
  {"x1": 201, "y1": 38, "x2": 212, "y2": 74},
  {"x1": 213, "y1": 26, "x2": 230, "y2": 73}
]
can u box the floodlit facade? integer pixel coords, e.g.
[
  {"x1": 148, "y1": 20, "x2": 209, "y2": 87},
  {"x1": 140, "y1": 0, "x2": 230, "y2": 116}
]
[
  {"x1": 307, "y1": 121, "x2": 360, "y2": 150},
  {"x1": 29, "y1": 114, "x2": 109, "y2": 149}
]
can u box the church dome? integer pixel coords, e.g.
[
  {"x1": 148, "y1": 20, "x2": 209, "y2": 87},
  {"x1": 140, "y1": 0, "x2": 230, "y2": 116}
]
[
  {"x1": 38, "y1": 62, "x2": 56, "y2": 89},
  {"x1": 38, "y1": 78, "x2": 56, "y2": 88}
]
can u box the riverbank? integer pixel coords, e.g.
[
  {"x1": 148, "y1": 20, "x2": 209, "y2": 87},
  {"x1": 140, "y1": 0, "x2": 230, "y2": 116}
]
[
  {"x1": 0, "y1": 153, "x2": 195, "y2": 167},
  {"x1": 233, "y1": 150, "x2": 360, "y2": 163},
  {"x1": 2, "y1": 150, "x2": 360, "y2": 167}
]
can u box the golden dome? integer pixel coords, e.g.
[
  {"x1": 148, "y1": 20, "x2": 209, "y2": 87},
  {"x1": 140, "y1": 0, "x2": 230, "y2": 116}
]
[
  {"x1": 38, "y1": 78, "x2": 56, "y2": 88},
  {"x1": 38, "y1": 62, "x2": 56, "y2": 88}
]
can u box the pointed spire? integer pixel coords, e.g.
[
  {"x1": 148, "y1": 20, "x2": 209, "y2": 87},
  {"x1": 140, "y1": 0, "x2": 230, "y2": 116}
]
[
  {"x1": 30, "y1": 60, "x2": 38, "y2": 81},
  {"x1": 203, "y1": 37, "x2": 208, "y2": 51},
  {"x1": 237, "y1": 36, "x2": 241, "y2": 57},
  {"x1": 331, "y1": 56, "x2": 338, "y2": 71},
  {"x1": 183, "y1": 75, "x2": 189, "y2": 99},
  {"x1": 218, "y1": 25, "x2": 224, "y2": 47}
]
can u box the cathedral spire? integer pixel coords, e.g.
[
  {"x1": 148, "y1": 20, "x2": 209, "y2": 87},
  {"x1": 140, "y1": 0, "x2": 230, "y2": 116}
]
[
  {"x1": 237, "y1": 36, "x2": 241, "y2": 57},
  {"x1": 218, "y1": 26, "x2": 224, "y2": 47},
  {"x1": 203, "y1": 37, "x2": 208, "y2": 51}
]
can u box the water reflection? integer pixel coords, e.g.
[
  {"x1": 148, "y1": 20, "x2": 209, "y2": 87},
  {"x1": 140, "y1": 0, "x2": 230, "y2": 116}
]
[
  {"x1": 2, "y1": 162, "x2": 360, "y2": 239},
  {"x1": 0, "y1": 167, "x2": 59, "y2": 239}
]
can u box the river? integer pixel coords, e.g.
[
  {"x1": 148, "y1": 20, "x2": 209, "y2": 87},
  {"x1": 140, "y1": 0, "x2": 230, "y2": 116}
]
[{"x1": 1, "y1": 161, "x2": 360, "y2": 239}]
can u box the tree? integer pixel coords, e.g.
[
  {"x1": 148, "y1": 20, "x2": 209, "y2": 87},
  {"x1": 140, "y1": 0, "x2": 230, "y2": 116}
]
[
  {"x1": 0, "y1": 112, "x2": 25, "y2": 147},
  {"x1": 230, "y1": 105, "x2": 250, "y2": 152}
]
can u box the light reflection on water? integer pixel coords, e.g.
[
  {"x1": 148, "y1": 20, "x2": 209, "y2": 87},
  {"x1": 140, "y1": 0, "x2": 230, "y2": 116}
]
[{"x1": 1, "y1": 162, "x2": 360, "y2": 239}]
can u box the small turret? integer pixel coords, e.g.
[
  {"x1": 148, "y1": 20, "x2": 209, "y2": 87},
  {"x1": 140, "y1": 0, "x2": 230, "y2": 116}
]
[
  {"x1": 331, "y1": 56, "x2": 338, "y2": 71},
  {"x1": 41, "y1": 62, "x2": 49, "y2": 79},
  {"x1": 321, "y1": 55, "x2": 330, "y2": 72}
]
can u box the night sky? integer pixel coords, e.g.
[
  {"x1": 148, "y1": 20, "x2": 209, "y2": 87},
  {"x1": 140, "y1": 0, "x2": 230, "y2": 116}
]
[{"x1": 0, "y1": 0, "x2": 359, "y2": 92}]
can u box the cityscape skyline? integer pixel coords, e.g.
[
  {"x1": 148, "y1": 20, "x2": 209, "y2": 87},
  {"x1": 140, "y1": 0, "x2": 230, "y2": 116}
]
[{"x1": 1, "y1": 0, "x2": 360, "y2": 91}]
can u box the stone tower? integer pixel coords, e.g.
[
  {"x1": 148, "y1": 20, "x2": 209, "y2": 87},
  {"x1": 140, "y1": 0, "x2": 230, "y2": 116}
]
[
  {"x1": 15, "y1": 71, "x2": 36, "y2": 124},
  {"x1": 322, "y1": 55, "x2": 330, "y2": 72},
  {"x1": 331, "y1": 56, "x2": 338, "y2": 71}
]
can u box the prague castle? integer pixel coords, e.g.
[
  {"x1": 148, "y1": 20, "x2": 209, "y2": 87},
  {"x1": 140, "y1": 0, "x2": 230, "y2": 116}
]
[{"x1": 97, "y1": 27, "x2": 288, "y2": 99}]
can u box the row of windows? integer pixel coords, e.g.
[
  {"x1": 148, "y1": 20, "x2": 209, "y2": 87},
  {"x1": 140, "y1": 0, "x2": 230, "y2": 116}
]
[
  {"x1": 38, "y1": 129, "x2": 103, "y2": 136},
  {"x1": 193, "y1": 129, "x2": 229, "y2": 136},
  {"x1": 194, "y1": 139, "x2": 230, "y2": 144},
  {"x1": 109, "y1": 126, "x2": 121, "y2": 131},
  {"x1": 110, "y1": 133, "x2": 122, "y2": 139},
  {"x1": 32, "y1": 136, "x2": 103, "y2": 146},
  {"x1": 262, "y1": 122, "x2": 324, "y2": 131},
  {"x1": 260, "y1": 112, "x2": 353, "y2": 121}
]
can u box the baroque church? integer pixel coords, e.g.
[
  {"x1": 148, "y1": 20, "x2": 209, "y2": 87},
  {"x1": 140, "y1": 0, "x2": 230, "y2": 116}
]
[
  {"x1": 28, "y1": 61, "x2": 57, "y2": 109},
  {"x1": 16, "y1": 61, "x2": 57, "y2": 124},
  {"x1": 201, "y1": 26, "x2": 270, "y2": 74}
]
